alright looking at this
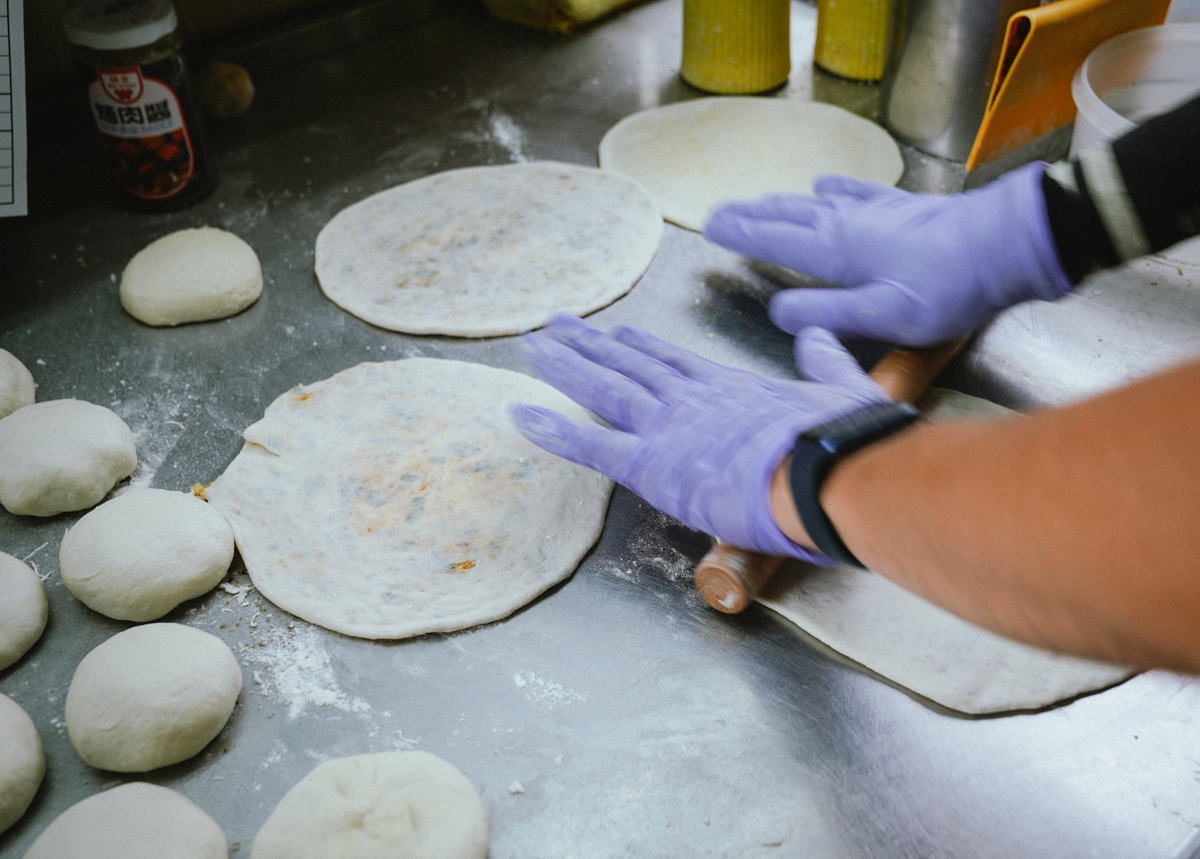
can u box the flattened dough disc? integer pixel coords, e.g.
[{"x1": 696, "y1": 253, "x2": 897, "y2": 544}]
[
  {"x1": 206, "y1": 359, "x2": 614, "y2": 640},
  {"x1": 599, "y1": 97, "x2": 904, "y2": 231},
  {"x1": 314, "y1": 162, "x2": 662, "y2": 337},
  {"x1": 757, "y1": 390, "x2": 1135, "y2": 716}
]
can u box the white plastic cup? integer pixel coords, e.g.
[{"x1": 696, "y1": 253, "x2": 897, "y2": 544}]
[{"x1": 1070, "y1": 23, "x2": 1200, "y2": 157}]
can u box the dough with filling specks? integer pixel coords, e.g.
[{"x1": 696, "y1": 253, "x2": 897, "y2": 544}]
[
  {"x1": 205, "y1": 358, "x2": 613, "y2": 639},
  {"x1": 121, "y1": 227, "x2": 263, "y2": 326},
  {"x1": 0, "y1": 348, "x2": 35, "y2": 419},
  {"x1": 0, "y1": 552, "x2": 48, "y2": 670},
  {"x1": 250, "y1": 751, "x2": 487, "y2": 859},
  {"x1": 314, "y1": 162, "x2": 661, "y2": 337},
  {"x1": 60, "y1": 488, "x2": 234, "y2": 621},
  {"x1": 65, "y1": 623, "x2": 242, "y2": 772},
  {"x1": 0, "y1": 399, "x2": 137, "y2": 517},
  {"x1": 0, "y1": 694, "x2": 44, "y2": 835},
  {"x1": 599, "y1": 97, "x2": 904, "y2": 231},
  {"x1": 23, "y1": 782, "x2": 226, "y2": 859}
]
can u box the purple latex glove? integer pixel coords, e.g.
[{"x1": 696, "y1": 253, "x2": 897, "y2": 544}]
[
  {"x1": 703, "y1": 161, "x2": 1074, "y2": 346},
  {"x1": 510, "y1": 314, "x2": 891, "y2": 560}
]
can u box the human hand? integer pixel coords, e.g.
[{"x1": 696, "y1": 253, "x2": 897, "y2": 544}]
[
  {"x1": 703, "y1": 161, "x2": 1073, "y2": 346},
  {"x1": 510, "y1": 314, "x2": 891, "y2": 560}
]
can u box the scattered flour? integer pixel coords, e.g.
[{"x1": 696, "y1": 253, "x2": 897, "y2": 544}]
[
  {"x1": 512, "y1": 672, "x2": 587, "y2": 710},
  {"x1": 238, "y1": 623, "x2": 370, "y2": 720}
]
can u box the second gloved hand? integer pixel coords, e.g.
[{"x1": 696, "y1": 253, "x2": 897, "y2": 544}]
[
  {"x1": 703, "y1": 161, "x2": 1074, "y2": 346},
  {"x1": 510, "y1": 314, "x2": 892, "y2": 560}
]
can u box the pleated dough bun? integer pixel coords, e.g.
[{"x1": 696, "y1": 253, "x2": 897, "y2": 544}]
[{"x1": 120, "y1": 227, "x2": 263, "y2": 326}]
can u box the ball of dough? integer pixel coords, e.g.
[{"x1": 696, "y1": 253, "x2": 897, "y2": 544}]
[
  {"x1": 0, "y1": 694, "x2": 44, "y2": 835},
  {"x1": 60, "y1": 488, "x2": 235, "y2": 621},
  {"x1": 197, "y1": 60, "x2": 255, "y2": 117},
  {"x1": 65, "y1": 623, "x2": 242, "y2": 772},
  {"x1": 0, "y1": 552, "x2": 48, "y2": 670},
  {"x1": 0, "y1": 399, "x2": 137, "y2": 517},
  {"x1": 0, "y1": 348, "x2": 35, "y2": 419},
  {"x1": 120, "y1": 227, "x2": 263, "y2": 326},
  {"x1": 23, "y1": 782, "x2": 226, "y2": 859},
  {"x1": 250, "y1": 751, "x2": 488, "y2": 859}
]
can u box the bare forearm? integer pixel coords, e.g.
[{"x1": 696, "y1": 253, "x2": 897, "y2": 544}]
[{"x1": 772, "y1": 358, "x2": 1200, "y2": 672}]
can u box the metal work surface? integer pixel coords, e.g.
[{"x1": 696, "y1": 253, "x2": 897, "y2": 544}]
[{"x1": 3, "y1": 1, "x2": 1200, "y2": 856}]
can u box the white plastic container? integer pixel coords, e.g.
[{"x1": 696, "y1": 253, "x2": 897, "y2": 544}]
[{"x1": 1070, "y1": 23, "x2": 1200, "y2": 157}]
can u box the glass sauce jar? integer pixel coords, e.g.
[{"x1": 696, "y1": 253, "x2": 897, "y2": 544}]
[{"x1": 63, "y1": 0, "x2": 215, "y2": 209}]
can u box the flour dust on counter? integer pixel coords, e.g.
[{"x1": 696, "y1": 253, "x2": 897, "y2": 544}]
[
  {"x1": 599, "y1": 97, "x2": 904, "y2": 232},
  {"x1": 314, "y1": 162, "x2": 662, "y2": 337},
  {"x1": 205, "y1": 358, "x2": 614, "y2": 639}
]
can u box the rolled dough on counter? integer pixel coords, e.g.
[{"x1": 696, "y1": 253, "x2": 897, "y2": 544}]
[
  {"x1": 757, "y1": 390, "x2": 1136, "y2": 715},
  {"x1": 205, "y1": 358, "x2": 613, "y2": 639},
  {"x1": 314, "y1": 161, "x2": 662, "y2": 337},
  {"x1": 598, "y1": 97, "x2": 904, "y2": 232}
]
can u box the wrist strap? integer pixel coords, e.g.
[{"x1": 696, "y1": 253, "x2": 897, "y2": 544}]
[{"x1": 789, "y1": 402, "x2": 922, "y2": 567}]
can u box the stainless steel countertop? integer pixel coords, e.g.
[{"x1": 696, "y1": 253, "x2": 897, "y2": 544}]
[{"x1": 3, "y1": 2, "x2": 1200, "y2": 857}]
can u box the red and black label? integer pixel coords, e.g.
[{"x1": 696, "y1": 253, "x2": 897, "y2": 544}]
[{"x1": 85, "y1": 52, "x2": 213, "y2": 206}]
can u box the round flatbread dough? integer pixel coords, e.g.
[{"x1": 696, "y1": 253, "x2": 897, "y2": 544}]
[
  {"x1": 205, "y1": 358, "x2": 613, "y2": 639},
  {"x1": 0, "y1": 552, "x2": 48, "y2": 671},
  {"x1": 0, "y1": 399, "x2": 137, "y2": 517},
  {"x1": 314, "y1": 161, "x2": 662, "y2": 337},
  {"x1": 598, "y1": 97, "x2": 905, "y2": 231},
  {"x1": 65, "y1": 623, "x2": 242, "y2": 772},
  {"x1": 250, "y1": 751, "x2": 487, "y2": 859},
  {"x1": 120, "y1": 227, "x2": 263, "y2": 326},
  {"x1": 0, "y1": 348, "x2": 35, "y2": 419},
  {"x1": 23, "y1": 782, "x2": 226, "y2": 859},
  {"x1": 60, "y1": 488, "x2": 235, "y2": 621},
  {"x1": 0, "y1": 694, "x2": 44, "y2": 835}
]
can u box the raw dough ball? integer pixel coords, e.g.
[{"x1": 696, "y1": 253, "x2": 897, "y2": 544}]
[
  {"x1": 251, "y1": 751, "x2": 487, "y2": 859},
  {"x1": 60, "y1": 488, "x2": 234, "y2": 621},
  {"x1": 65, "y1": 623, "x2": 242, "y2": 772},
  {"x1": 23, "y1": 782, "x2": 226, "y2": 859},
  {"x1": 0, "y1": 694, "x2": 44, "y2": 835},
  {"x1": 0, "y1": 399, "x2": 137, "y2": 517},
  {"x1": 0, "y1": 348, "x2": 35, "y2": 419},
  {"x1": 120, "y1": 227, "x2": 263, "y2": 326},
  {"x1": 0, "y1": 552, "x2": 48, "y2": 670},
  {"x1": 315, "y1": 162, "x2": 661, "y2": 337}
]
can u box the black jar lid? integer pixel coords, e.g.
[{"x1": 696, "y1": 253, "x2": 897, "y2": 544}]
[{"x1": 62, "y1": 0, "x2": 178, "y2": 51}]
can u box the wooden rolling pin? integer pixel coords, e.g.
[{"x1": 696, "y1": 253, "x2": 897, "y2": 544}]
[{"x1": 694, "y1": 339, "x2": 964, "y2": 614}]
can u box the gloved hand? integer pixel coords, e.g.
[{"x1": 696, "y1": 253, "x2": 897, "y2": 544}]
[
  {"x1": 510, "y1": 313, "x2": 892, "y2": 560},
  {"x1": 703, "y1": 161, "x2": 1074, "y2": 346}
]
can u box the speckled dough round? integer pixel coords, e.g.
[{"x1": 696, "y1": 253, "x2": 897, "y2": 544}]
[
  {"x1": 23, "y1": 782, "x2": 227, "y2": 859},
  {"x1": 0, "y1": 399, "x2": 137, "y2": 517},
  {"x1": 598, "y1": 97, "x2": 905, "y2": 231},
  {"x1": 314, "y1": 161, "x2": 662, "y2": 337},
  {"x1": 205, "y1": 358, "x2": 614, "y2": 639},
  {"x1": 250, "y1": 751, "x2": 487, "y2": 859}
]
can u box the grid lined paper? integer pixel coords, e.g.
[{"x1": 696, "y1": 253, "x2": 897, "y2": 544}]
[{"x1": 0, "y1": 0, "x2": 26, "y2": 217}]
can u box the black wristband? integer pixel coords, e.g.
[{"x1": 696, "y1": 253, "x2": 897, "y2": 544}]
[{"x1": 789, "y1": 401, "x2": 923, "y2": 567}]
